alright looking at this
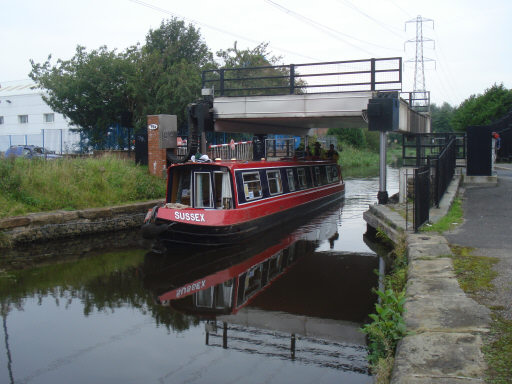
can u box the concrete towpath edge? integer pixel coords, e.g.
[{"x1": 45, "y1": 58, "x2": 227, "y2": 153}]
[{"x1": 364, "y1": 176, "x2": 490, "y2": 383}]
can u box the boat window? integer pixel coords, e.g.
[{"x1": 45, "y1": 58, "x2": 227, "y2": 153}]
[
  {"x1": 297, "y1": 168, "x2": 307, "y2": 189},
  {"x1": 286, "y1": 169, "x2": 296, "y2": 191},
  {"x1": 172, "y1": 168, "x2": 191, "y2": 206},
  {"x1": 242, "y1": 172, "x2": 262, "y2": 201},
  {"x1": 267, "y1": 170, "x2": 283, "y2": 195},
  {"x1": 214, "y1": 280, "x2": 234, "y2": 309},
  {"x1": 314, "y1": 167, "x2": 321, "y2": 186},
  {"x1": 320, "y1": 166, "x2": 328, "y2": 185},
  {"x1": 194, "y1": 172, "x2": 213, "y2": 208},
  {"x1": 195, "y1": 287, "x2": 214, "y2": 308},
  {"x1": 214, "y1": 172, "x2": 232, "y2": 209},
  {"x1": 327, "y1": 165, "x2": 340, "y2": 183}
]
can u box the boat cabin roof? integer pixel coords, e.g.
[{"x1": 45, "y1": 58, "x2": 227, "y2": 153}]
[{"x1": 169, "y1": 159, "x2": 336, "y2": 172}]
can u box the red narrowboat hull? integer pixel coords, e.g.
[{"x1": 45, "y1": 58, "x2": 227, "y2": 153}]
[{"x1": 142, "y1": 159, "x2": 345, "y2": 245}]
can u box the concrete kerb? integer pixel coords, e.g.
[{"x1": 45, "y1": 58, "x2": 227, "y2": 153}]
[{"x1": 363, "y1": 175, "x2": 491, "y2": 383}]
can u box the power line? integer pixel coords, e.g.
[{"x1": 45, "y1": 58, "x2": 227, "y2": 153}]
[
  {"x1": 264, "y1": 0, "x2": 401, "y2": 54},
  {"x1": 335, "y1": 0, "x2": 405, "y2": 40},
  {"x1": 386, "y1": 0, "x2": 412, "y2": 19},
  {"x1": 127, "y1": 0, "x2": 321, "y2": 62}
]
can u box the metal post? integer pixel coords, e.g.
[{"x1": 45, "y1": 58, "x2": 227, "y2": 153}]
[
  {"x1": 222, "y1": 322, "x2": 228, "y2": 349},
  {"x1": 219, "y1": 69, "x2": 225, "y2": 97},
  {"x1": 289, "y1": 64, "x2": 295, "y2": 95},
  {"x1": 378, "y1": 131, "x2": 388, "y2": 204},
  {"x1": 42, "y1": 129, "x2": 44, "y2": 151},
  {"x1": 370, "y1": 58, "x2": 376, "y2": 91},
  {"x1": 9, "y1": 135, "x2": 12, "y2": 147},
  {"x1": 25, "y1": 134, "x2": 27, "y2": 145},
  {"x1": 60, "y1": 129, "x2": 63, "y2": 154},
  {"x1": 291, "y1": 334, "x2": 296, "y2": 360}
]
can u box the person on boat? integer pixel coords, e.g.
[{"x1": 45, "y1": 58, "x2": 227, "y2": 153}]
[
  {"x1": 326, "y1": 144, "x2": 340, "y2": 162},
  {"x1": 313, "y1": 142, "x2": 323, "y2": 160},
  {"x1": 304, "y1": 145, "x2": 313, "y2": 159}
]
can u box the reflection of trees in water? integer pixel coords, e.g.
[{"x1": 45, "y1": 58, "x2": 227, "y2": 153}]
[{"x1": 0, "y1": 255, "x2": 198, "y2": 333}]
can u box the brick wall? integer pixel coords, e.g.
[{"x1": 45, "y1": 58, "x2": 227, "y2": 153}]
[{"x1": 147, "y1": 115, "x2": 167, "y2": 178}]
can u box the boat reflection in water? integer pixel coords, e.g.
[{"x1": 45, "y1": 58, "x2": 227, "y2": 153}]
[{"x1": 143, "y1": 202, "x2": 379, "y2": 379}]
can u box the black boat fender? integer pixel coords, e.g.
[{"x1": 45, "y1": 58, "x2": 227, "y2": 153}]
[{"x1": 141, "y1": 205, "x2": 169, "y2": 239}]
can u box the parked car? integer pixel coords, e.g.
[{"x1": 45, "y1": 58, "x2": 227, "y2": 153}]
[{"x1": 4, "y1": 145, "x2": 62, "y2": 159}]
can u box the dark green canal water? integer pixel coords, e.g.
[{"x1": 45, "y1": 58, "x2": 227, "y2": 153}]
[{"x1": 0, "y1": 169, "x2": 398, "y2": 384}]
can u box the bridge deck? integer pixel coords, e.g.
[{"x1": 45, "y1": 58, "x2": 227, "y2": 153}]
[{"x1": 213, "y1": 91, "x2": 430, "y2": 135}]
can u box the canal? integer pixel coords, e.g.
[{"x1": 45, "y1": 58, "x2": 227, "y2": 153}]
[{"x1": 0, "y1": 169, "x2": 398, "y2": 384}]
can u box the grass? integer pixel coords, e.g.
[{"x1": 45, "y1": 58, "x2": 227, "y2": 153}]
[
  {"x1": 448, "y1": 246, "x2": 510, "y2": 382},
  {"x1": 362, "y1": 235, "x2": 408, "y2": 383},
  {"x1": 421, "y1": 197, "x2": 463, "y2": 233},
  {"x1": 339, "y1": 143, "x2": 402, "y2": 178},
  {"x1": 340, "y1": 144, "x2": 380, "y2": 169},
  {"x1": 484, "y1": 315, "x2": 512, "y2": 383},
  {"x1": 0, "y1": 156, "x2": 166, "y2": 218},
  {"x1": 450, "y1": 245, "x2": 498, "y2": 294}
]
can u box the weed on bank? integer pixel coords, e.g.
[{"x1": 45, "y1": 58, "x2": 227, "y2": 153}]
[{"x1": 0, "y1": 156, "x2": 165, "y2": 218}]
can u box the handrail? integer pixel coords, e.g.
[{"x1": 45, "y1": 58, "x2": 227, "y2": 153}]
[{"x1": 202, "y1": 57, "x2": 402, "y2": 97}]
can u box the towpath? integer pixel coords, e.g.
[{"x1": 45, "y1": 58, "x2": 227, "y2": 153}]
[{"x1": 445, "y1": 166, "x2": 512, "y2": 321}]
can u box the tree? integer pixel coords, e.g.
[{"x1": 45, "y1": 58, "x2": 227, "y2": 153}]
[
  {"x1": 30, "y1": 45, "x2": 141, "y2": 149},
  {"x1": 30, "y1": 18, "x2": 216, "y2": 148},
  {"x1": 214, "y1": 42, "x2": 299, "y2": 96},
  {"x1": 138, "y1": 18, "x2": 215, "y2": 130},
  {"x1": 451, "y1": 83, "x2": 512, "y2": 131},
  {"x1": 430, "y1": 102, "x2": 455, "y2": 133}
]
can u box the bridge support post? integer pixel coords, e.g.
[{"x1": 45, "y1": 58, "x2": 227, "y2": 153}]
[{"x1": 378, "y1": 131, "x2": 389, "y2": 204}]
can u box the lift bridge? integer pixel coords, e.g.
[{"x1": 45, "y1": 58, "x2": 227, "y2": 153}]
[{"x1": 188, "y1": 57, "x2": 431, "y2": 203}]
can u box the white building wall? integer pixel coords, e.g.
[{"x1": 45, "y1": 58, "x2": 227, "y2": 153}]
[{"x1": 0, "y1": 81, "x2": 81, "y2": 153}]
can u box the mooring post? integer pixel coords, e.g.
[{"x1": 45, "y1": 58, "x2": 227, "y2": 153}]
[{"x1": 378, "y1": 131, "x2": 388, "y2": 204}]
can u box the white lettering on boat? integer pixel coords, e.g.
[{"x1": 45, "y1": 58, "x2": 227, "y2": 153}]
[
  {"x1": 174, "y1": 211, "x2": 206, "y2": 222},
  {"x1": 176, "y1": 280, "x2": 207, "y2": 298}
]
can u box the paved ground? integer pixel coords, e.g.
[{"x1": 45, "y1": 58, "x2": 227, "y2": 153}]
[{"x1": 445, "y1": 165, "x2": 512, "y2": 320}]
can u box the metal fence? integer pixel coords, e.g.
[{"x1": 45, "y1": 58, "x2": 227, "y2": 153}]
[
  {"x1": 202, "y1": 57, "x2": 402, "y2": 97},
  {"x1": 0, "y1": 129, "x2": 81, "y2": 154},
  {"x1": 430, "y1": 136, "x2": 457, "y2": 208},
  {"x1": 414, "y1": 164, "x2": 431, "y2": 232},
  {"x1": 208, "y1": 141, "x2": 253, "y2": 160},
  {"x1": 402, "y1": 133, "x2": 466, "y2": 167},
  {"x1": 265, "y1": 138, "x2": 296, "y2": 159}
]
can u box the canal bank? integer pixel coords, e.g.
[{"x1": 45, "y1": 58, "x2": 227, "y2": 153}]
[
  {"x1": 364, "y1": 175, "x2": 493, "y2": 383},
  {"x1": 0, "y1": 200, "x2": 163, "y2": 247}
]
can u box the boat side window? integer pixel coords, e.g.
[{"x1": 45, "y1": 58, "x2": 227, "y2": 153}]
[
  {"x1": 320, "y1": 166, "x2": 328, "y2": 185},
  {"x1": 195, "y1": 287, "x2": 214, "y2": 308},
  {"x1": 242, "y1": 172, "x2": 262, "y2": 201},
  {"x1": 314, "y1": 167, "x2": 321, "y2": 186},
  {"x1": 286, "y1": 168, "x2": 296, "y2": 192},
  {"x1": 214, "y1": 280, "x2": 234, "y2": 309},
  {"x1": 214, "y1": 171, "x2": 233, "y2": 209},
  {"x1": 267, "y1": 170, "x2": 283, "y2": 195},
  {"x1": 297, "y1": 168, "x2": 307, "y2": 189},
  {"x1": 194, "y1": 172, "x2": 213, "y2": 208},
  {"x1": 172, "y1": 168, "x2": 191, "y2": 206},
  {"x1": 327, "y1": 165, "x2": 340, "y2": 183}
]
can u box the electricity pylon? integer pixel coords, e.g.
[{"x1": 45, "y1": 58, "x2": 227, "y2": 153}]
[{"x1": 405, "y1": 15, "x2": 435, "y2": 110}]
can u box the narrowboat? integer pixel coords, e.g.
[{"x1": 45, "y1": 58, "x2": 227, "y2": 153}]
[{"x1": 142, "y1": 158, "x2": 345, "y2": 245}]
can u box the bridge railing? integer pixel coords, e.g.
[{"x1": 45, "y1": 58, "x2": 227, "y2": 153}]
[{"x1": 202, "y1": 57, "x2": 402, "y2": 97}]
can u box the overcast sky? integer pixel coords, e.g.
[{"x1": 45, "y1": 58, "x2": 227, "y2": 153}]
[{"x1": 1, "y1": 0, "x2": 510, "y2": 106}]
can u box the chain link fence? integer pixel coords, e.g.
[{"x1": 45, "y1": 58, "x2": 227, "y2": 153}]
[{"x1": 0, "y1": 129, "x2": 81, "y2": 154}]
